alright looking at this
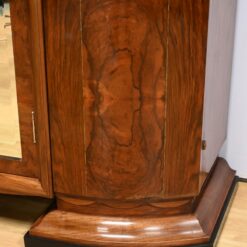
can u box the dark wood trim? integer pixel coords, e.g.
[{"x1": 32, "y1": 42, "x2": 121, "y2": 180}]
[
  {"x1": 28, "y1": 158, "x2": 235, "y2": 247},
  {"x1": 25, "y1": 233, "x2": 84, "y2": 247},
  {"x1": 238, "y1": 177, "x2": 247, "y2": 183}
]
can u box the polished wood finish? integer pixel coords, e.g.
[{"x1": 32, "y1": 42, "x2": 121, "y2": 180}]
[
  {"x1": 57, "y1": 195, "x2": 193, "y2": 217},
  {"x1": 28, "y1": 0, "x2": 53, "y2": 198},
  {"x1": 82, "y1": 0, "x2": 168, "y2": 199},
  {"x1": 33, "y1": 0, "x2": 236, "y2": 245},
  {"x1": 0, "y1": 173, "x2": 47, "y2": 197},
  {"x1": 43, "y1": 0, "x2": 85, "y2": 196},
  {"x1": 196, "y1": 158, "x2": 235, "y2": 235},
  {"x1": 27, "y1": 0, "x2": 237, "y2": 245},
  {"x1": 1, "y1": 183, "x2": 246, "y2": 247},
  {"x1": 164, "y1": 0, "x2": 209, "y2": 197},
  {"x1": 0, "y1": 1, "x2": 237, "y2": 245},
  {"x1": 31, "y1": 212, "x2": 207, "y2": 247},
  {"x1": 30, "y1": 158, "x2": 235, "y2": 246},
  {"x1": 0, "y1": 0, "x2": 52, "y2": 197},
  {"x1": 44, "y1": 0, "x2": 209, "y2": 199}
]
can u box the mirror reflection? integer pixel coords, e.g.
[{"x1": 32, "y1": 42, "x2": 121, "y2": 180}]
[{"x1": 0, "y1": 0, "x2": 22, "y2": 158}]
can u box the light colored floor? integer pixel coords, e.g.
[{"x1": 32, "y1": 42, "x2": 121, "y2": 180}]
[
  {"x1": 216, "y1": 182, "x2": 247, "y2": 247},
  {"x1": 0, "y1": 182, "x2": 246, "y2": 247},
  {"x1": 0, "y1": 3, "x2": 22, "y2": 158}
]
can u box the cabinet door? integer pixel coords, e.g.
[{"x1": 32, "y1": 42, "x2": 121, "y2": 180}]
[
  {"x1": 44, "y1": 0, "x2": 209, "y2": 199},
  {"x1": 0, "y1": 0, "x2": 52, "y2": 197}
]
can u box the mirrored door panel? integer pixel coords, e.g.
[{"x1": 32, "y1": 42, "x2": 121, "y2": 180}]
[
  {"x1": 0, "y1": 0, "x2": 52, "y2": 198},
  {"x1": 0, "y1": 0, "x2": 22, "y2": 158}
]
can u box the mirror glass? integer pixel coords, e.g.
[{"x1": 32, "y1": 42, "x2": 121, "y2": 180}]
[{"x1": 0, "y1": 0, "x2": 22, "y2": 158}]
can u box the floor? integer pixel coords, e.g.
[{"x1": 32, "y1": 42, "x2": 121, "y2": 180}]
[
  {"x1": 216, "y1": 181, "x2": 247, "y2": 247},
  {"x1": 0, "y1": 195, "x2": 50, "y2": 247},
  {"x1": 0, "y1": 182, "x2": 246, "y2": 247}
]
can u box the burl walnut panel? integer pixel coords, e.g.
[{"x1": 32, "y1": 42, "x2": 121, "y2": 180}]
[
  {"x1": 83, "y1": 0, "x2": 168, "y2": 199},
  {"x1": 44, "y1": 0, "x2": 209, "y2": 199}
]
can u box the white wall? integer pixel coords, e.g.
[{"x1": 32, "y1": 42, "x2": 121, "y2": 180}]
[{"x1": 220, "y1": 0, "x2": 247, "y2": 178}]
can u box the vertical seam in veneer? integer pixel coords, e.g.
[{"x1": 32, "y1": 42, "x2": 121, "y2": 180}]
[
  {"x1": 80, "y1": 0, "x2": 87, "y2": 195},
  {"x1": 163, "y1": 0, "x2": 170, "y2": 195}
]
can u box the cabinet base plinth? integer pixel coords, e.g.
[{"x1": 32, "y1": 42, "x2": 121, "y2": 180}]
[
  {"x1": 27, "y1": 158, "x2": 236, "y2": 247},
  {"x1": 24, "y1": 231, "x2": 226, "y2": 247}
]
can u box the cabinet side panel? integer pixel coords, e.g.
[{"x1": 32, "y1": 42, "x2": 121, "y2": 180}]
[
  {"x1": 202, "y1": 0, "x2": 237, "y2": 172},
  {"x1": 44, "y1": 0, "x2": 86, "y2": 195},
  {"x1": 164, "y1": 0, "x2": 210, "y2": 197}
]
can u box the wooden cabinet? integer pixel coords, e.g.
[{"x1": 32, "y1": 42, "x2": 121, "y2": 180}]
[
  {"x1": 44, "y1": 0, "x2": 209, "y2": 200},
  {"x1": 0, "y1": 0, "x2": 52, "y2": 197},
  {"x1": 0, "y1": 0, "x2": 237, "y2": 246}
]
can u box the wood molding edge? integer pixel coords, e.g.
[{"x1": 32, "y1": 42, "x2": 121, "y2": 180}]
[
  {"x1": 0, "y1": 173, "x2": 49, "y2": 197},
  {"x1": 196, "y1": 157, "x2": 236, "y2": 235},
  {"x1": 28, "y1": 158, "x2": 235, "y2": 246},
  {"x1": 28, "y1": 0, "x2": 53, "y2": 198}
]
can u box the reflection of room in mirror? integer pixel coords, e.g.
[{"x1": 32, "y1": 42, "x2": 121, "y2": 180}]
[{"x1": 0, "y1": 1, "x2": 22, "y2": 158}]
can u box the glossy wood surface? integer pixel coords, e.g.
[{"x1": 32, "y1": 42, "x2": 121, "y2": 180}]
[
  {"x1": 57, "y1": 195, "x2": 193, "y2": 217},
  {"x1": 164, "y1": 0, "x2": 209, "y2": 197},
  {"x1": 44, "y1": 0, "x2": 209, "y2": 199},
  {"x1": 1, "y1": 184, "x2": 246, "y2": 247},
  {"x1": 196, "y1": 159, "x2": 236, "y2": 235},
  {"x1": 44, "y1": 0, "x2": 85, "y2": 196},
  {"x1": 0, "y1": 173, "x2": 47, "y2": 197},
  {"x1": 82, "y1": 0, "x2": 168, "y2": 199},
  {"x1": 31, "y1": 211, "x2": 207, "y2": 247},
  {"x1": 0, "y1": 0, "x2": 52, "y2": 197},
  {"x1": 30, "y1": 158, "x2": 235, "y2": 246},
  {"x1": 29, "y1": 0, "x2": 237, "y2": 245}
]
